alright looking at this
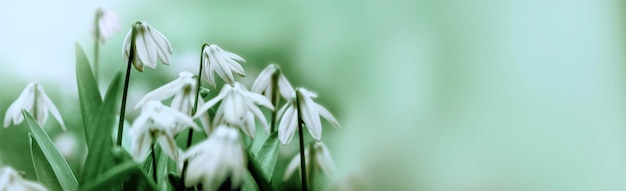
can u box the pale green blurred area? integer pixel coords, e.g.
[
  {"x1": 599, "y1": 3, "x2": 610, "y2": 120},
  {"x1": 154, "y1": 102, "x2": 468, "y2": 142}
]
[{"x1": 1, "y1": 0, "x2": 626, "y2": 190}]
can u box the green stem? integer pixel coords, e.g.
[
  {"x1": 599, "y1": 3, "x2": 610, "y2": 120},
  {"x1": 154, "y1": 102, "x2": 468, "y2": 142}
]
[
  {"x1": 93, "y1": 9, "x2": 101, "y2": 83},
  {"x1": 151, "y1": 143, "x2": 158, "y2": 182},
  {"x1": 179, "y1": 43, "x2": 208, "y2": 190},
  {"x1": 308, "y1": 142, "x2": 316, "y2": 191},
  {"x1": 269, "y1": 69, "x2": 280, "y2": 133},
  {"x1": 295, "y1": 90, "x2": 309, "y2": 191},
  {"x1": 116, "y1": 23, "x2": 137, "y2": 146}
]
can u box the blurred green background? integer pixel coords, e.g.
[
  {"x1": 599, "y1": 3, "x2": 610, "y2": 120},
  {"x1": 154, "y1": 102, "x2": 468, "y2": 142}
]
[{"x1": 2, "y1": 0, "x2": 626, "y2": 190}]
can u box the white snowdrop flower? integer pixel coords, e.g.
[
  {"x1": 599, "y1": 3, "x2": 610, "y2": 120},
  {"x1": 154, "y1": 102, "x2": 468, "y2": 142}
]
[
  {"x1": 278, "y1": 88, "x2": 340, "y2": 145},
  {"x1": 134, "y1": 71, "x2": 212, "y2": 133},
  {"x1": 122, "y1": 21, "x2": 173, "y2": 72},
  {"x1": 250, "y1": 64, "x2": 294, "y2": 101},
  {"x1": 283, "y1": 141, "x2": 335, "y2": 182},
  {"x1": 94, "y1": 8, "x2": 121, "y2": 43},
  {"x1": 0, "y1": 167, "x2": 48, "y2": 191},
  {"x1": 4, "y1": 82, "x2": 66, "y2": 130},
  {"x1": 202, "y1": 44, "x2": 246, "y2": 88},
  {"x1": 183, "y1": 126, "x2": 246, "y2": 191},
  {"x1": 131, "y1": 101, "x2": 199, "y2": 162},
  {"x1": 194, "y1": 82, "x2": 273, "y2": 138}
]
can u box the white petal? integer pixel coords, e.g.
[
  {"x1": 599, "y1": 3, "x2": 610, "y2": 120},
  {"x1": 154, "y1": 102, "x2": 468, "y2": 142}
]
[
  {"x1": 134, "y1": 78, "x2": 184, "y2": 109},
  {"x1": 278, "y1": 106, "x2": 297, "y2": 145},
  {"x1": 122, "y1": 29, "x2": 132, "y2": 64},
  {"x1": 247, "y1": 102, "x2": 269, "y2": 133},
  {"x1": 40, "y1": 90, "x2": 66, "y2": 130},
  {"x1": 18, "y1": 179, "x2": 48, "y2": 191},
  {"x1": 157, "y1": 134, "x2": 178, "y2": 162},
  {"x1": 147, "y1": 26, "x2": 172, "y2": 64},
  {"x1": 282, "y1": 153, "x2": 301, "y2": 181},
  {"x1": 250, "y1": 65, "x2": 274, "y2": 93},
  {"x1": 35, "y1": 90, "x2": 49, "y2": 126},
  {"x1": 298, "y1": 91, "x2": 322, "y2": 141},
  {"x1": 222, "y1": 50, "x2": 246, "y2": 63},
  {"x1": 161, "y1": 106, "x2": 200, "y2": 131},
  {"x1": 315, "y1": 142, "x2": 335, "y2": 176},
  {"x1": 131, "y1": 132, "x2": 152, "y2": 162},
  {"x1": 210, "y1": 47, "x2": 235, "y2": 86},
  {"x1": 241, "y1": 112, "x2": 255, "y2": 138},
  {"x1": 193, "y1": 87, "x2": 228, "y2": 119},
  {"x1": 316, "y1": 103, "x2": 341, "y2": 128},
  {"x1": 135, "y1": 26, "x2": 157, "y2": 70},
  {"x1": 203, "y1": 54, "x2": 217, "y2": 88},
  {"x1": 222, "y1": 55, "x2": 246, "y2": 76},
  {"x1": 278, "y1": 75, "x2": 295, "y2": 99},
  {"x1": 241, "y1": 90, "x2": 274, "y2": 110}
]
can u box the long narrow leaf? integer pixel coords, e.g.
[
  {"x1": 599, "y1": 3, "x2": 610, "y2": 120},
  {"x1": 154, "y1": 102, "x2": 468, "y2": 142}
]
[
  {"x1": 29, "y1": 133, "x2": 63, "y2": 191},
  {"x1": 253, "y1": 132, "x2": 280, "y2": 181},
  {"x1": 81, "y1": 72, "x2": 122, "y2": 183},
  {"x1": 23, "y1": 110, "x2": 78, "y2": 191},
  {"x1": 75, "y1": 43, "x2": 102, "y2": 144},
  {"x1": 80, "y1": 161, "x2": 158, "y2": 191},
  {"x1": 247, "y1": 150, "x2": 275, "y2": 191}
]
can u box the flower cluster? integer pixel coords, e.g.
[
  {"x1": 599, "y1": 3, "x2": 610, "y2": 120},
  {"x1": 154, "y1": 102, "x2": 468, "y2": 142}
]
[{"x1": 1, "y1": 7, "x2": 343, "y2": 191}]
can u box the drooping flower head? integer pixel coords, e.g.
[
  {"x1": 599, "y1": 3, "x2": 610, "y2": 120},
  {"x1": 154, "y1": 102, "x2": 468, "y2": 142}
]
[
  {"x1": 131, "y1": 101, "x2": 200, "y2": 162},
  {"x1": 182, "y1": 126, "x2": 246, "y2": 190},
  {"x1": 250, "y1": 64, "x2": 294, "y2": 102},
  {"x1": 93, "y1": 7, "x2": 121, "y2": 43},
  {"x1": 4, "y1": 82, "x2": 66, "y2": 130},
  {"x1": 0, "y1": 166, "x2": 48, "y2": 191},
  {"x1": 278, "y1": 88, "x2": 340, "y2": 145},
  {"x1": 202, "y1": 44, "x2": 246, "y2": 88},
  {"x1": 134, "y1": 71, "x2": 212, "y2": 133},
  {"x1": 283, "y1": 141, "x2": 335, "y2": 181},
  {"x1": 194, "y1": 82, "x2": 273, "y2": 138},
  {"x1": 122, "y1": 21, "x2": 173, "y2": 72}
]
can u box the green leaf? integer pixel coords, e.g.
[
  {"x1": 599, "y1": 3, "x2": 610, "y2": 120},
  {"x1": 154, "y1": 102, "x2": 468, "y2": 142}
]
[
  {"x1": 242, "y1": 171, "x2": 259, "y2": 191},
  {"x1": 80, "y1": 161, "x2": 158, "y2": 191},
  {"x1": 75, "y1": 43, "x2": 103, "y2": 145},
  {"x1": 23, "y1": 110, "x2": 79, "y2": 191},
  {"x1": 29, "y1": 133, "x2": 63, "y2": 191},
  {"x1": 247, "y1": 150, "x2": 276, "y2": 191},
  {"x1": 81, "y1": 72, "x2": 122, "y2": 183},
  {"x1": 253, "y1": 132, "x2": 280, "y2": 181}
]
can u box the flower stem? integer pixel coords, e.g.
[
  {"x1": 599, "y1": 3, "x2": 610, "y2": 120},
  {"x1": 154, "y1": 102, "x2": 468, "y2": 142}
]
[
  {"x1": 296, "y1": 90, "x2": 309, "y2": 191},
  {"x1": 93, "y1": 8, "x2": 102, "y2": 83},
  {"x1": 116, "y1": 24, "x2": 136, "y2": 146},
  {"x1": 308, "y1": 142, "x2": 316, "y2": 191},
  {"x1": 179, "y1": 43, "x2": 208, "y2": 190},
  {"x1": 151, "y1": 144, "x2": 158, "y2": 182},
  {"x1": 269, "y1": 69, "x2": 280, "y2": 133}
]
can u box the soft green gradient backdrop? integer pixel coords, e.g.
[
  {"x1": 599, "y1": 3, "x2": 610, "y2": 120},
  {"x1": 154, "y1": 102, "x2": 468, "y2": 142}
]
[{"x1": 1, "y1": 0, "x2": 626, "y2": 190}]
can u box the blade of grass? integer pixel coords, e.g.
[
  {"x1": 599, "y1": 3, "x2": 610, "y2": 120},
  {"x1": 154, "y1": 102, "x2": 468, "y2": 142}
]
[{"x1": 23, "y1": 111, "x2": 78, "y2": 191}]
